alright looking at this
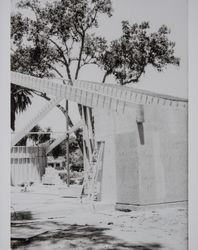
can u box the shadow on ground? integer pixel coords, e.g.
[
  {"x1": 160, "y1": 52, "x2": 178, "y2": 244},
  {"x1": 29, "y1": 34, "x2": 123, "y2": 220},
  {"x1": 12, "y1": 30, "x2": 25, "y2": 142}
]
[
  {"x1": 11, "y1": 221, "x2": 163, "y2": 250},
  {"x1": 11, "y1": 211, "x2": 33, "y2": 221}
]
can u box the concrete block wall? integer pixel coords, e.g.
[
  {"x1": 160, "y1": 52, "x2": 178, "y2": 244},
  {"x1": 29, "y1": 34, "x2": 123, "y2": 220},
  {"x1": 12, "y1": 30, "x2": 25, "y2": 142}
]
[{"x1": 94, "y1": 104, "x2": 188, "y2": 206}]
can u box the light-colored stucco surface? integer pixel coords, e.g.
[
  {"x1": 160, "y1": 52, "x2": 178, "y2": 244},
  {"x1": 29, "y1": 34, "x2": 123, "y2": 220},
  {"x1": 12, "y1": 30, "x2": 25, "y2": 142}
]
[{"x1": 94, "y1": 104, "x2": 187, "y2": 206}]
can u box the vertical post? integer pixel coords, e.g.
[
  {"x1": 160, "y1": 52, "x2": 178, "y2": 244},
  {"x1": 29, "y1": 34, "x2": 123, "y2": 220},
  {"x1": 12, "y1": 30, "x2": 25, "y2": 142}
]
[
  {"x1": 65, "y1": 99, "x2": 70, "y2": 187},
  {"x1": 82, "y1": 105, "x2": 87, "y2": 173}
]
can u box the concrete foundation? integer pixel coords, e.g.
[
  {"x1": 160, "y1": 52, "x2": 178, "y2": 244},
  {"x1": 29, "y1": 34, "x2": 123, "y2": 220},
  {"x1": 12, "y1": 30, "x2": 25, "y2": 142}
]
[{"x1": 94, "y1": 103, "x2": 188, "y2": 207}]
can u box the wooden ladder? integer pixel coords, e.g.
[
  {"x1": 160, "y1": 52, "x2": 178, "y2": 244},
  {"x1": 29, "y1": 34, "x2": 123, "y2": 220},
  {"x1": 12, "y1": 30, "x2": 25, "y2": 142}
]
[{"x1": 81, "y1": 141, "x2": 105, "y2": 202}]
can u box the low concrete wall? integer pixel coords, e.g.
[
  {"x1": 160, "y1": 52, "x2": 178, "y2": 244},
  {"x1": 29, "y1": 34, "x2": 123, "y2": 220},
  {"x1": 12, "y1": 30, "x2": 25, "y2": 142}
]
[
  {"x1": 94, "y1": 103, "x2": 187, "y2": 206},
  {"x1": 11, "y1": 146, "x2": 46, "y2": 186}
]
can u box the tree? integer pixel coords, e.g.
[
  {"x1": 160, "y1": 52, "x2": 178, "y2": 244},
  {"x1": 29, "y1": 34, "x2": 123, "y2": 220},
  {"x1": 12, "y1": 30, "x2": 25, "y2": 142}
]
[
  {"x1": 11, "y1": 84, "x2": 33, "y2": 131},
  {"x1": 11, "y1": 0, "x2": 112, "y2": 80},
  {"x1": 11, "y1": 0, "x2": 180, "y2": 148},
  {"x1": 50, "y1": 131, "x2": 82, "y2": 159},
  {"x1": 97, "y1": 21, "x2": 180, "y2": 84},
  {"x1": 28, "y1": 125, "x2": 51, "y2": 145},
  {"x1": 11, "y1": 0, "x2": 113, "y2": 150},
  {"x1": 50, "y1": 134, "x2": 84, "y2": 172}
]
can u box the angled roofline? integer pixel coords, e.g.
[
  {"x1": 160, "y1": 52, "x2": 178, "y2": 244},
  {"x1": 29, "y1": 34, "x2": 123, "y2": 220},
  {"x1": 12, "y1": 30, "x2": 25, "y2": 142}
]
[{"x1": 74, "y1": 79, "x2": 188, "y2": 103}]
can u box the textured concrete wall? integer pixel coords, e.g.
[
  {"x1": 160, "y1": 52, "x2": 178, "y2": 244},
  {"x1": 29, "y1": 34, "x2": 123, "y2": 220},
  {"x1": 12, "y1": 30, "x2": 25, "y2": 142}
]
[
  {"x1": 94, "y1": 104, "x2": 188, "y2": 206},
  {"x1": 11, "y1": 146, "x2": 46, "y2": 186}
]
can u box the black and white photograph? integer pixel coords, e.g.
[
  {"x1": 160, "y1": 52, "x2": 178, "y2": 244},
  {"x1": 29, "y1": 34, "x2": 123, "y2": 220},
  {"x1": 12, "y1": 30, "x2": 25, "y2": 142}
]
[{"x1": 1, "y1": 0, "x2": 194, "y2": 249}]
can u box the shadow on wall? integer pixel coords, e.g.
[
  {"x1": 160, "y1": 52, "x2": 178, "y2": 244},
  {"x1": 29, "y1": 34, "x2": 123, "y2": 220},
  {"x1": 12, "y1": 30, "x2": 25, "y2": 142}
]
[
  {"x1": 11, "y1": 222, "x2": 163, "y2": 249},
  {"x1": 137, "y1": 122, "x2": 145, "y2": 145}
]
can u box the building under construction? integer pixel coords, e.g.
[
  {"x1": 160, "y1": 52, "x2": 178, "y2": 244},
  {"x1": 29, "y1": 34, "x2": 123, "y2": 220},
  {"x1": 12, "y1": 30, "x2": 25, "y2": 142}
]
[{"x1": 11, "y1": 72, "x2": 188, "y2": 209}]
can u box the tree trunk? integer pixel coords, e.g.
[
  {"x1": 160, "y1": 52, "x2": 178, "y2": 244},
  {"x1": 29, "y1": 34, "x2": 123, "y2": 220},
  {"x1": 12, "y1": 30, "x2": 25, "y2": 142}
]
[{"x1": 102, "y1": 71, "x2": 110, "y2": 83}]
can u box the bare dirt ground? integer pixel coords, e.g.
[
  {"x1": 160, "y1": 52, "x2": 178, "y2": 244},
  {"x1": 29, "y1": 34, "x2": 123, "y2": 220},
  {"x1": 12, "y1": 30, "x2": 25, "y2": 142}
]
[{"x1": 11, "y1": 184, "x2": 188, "y2": 250}]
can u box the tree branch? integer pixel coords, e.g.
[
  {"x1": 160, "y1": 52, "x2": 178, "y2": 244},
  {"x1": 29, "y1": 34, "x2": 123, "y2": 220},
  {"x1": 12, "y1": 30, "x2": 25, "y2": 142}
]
[
  {"x1": 39, "y1": 34, "x2": 72, "y2": 81},
  {"x1": 75, "y1": 31, "x2": 85, "y2": 79},
  {"x1": 85, "y1": 9, "x2": 98, "y2": 30},
  {"x1": 46, "y1": 63, "x2": 63, "y2": 78},
  {"x1": 73, "y1": 22, "x2": 83, "y2": 37},
  {"x1": 53, "y1": 57, "x2": 65, "y2": 65},
  {"x1": 102, "y1": 70, "x2": 111, "y2": 83}
]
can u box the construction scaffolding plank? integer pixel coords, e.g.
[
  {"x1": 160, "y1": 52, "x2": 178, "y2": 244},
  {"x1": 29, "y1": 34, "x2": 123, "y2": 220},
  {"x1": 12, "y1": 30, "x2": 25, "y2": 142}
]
[
  {"x1": 11, "y1": 96, "x2": 64, "y2": 147},
  {"x1": 46, "y1": 120, "x2": 83, "y2": 154}
]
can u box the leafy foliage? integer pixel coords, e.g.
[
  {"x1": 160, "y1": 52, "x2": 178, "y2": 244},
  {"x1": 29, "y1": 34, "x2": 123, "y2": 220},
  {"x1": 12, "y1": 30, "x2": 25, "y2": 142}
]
[
  {"x1": 11, "y1": 0, "x2": 180, "y2": 155},
  {"x1": 15, "y1": 135, "x2": 28, "y2": 146},
  {"x1": 49, "y1": 133, "x2": 84, "y2": 171},
  {"x1": 11, "y1": 0, "x2": 112, "y2": 134},
  {"x1": 11, "y1": 84, "x2": 33, "y2": 131},
  {"x1": 11, "y1": 0, "x2": 180, "y2": 88},
  {"x1": 11, "y1": 0, "x2": 113, "y2": 80},
  {"x1": 28, "y1": 125, "x2": 51, "y2": 145},
  {"x1": 50, "y1": 132, "x2": 82, "y2": 159},
  {"x1": 97, "y1": 21, "x2": 180, "y2": 84}
]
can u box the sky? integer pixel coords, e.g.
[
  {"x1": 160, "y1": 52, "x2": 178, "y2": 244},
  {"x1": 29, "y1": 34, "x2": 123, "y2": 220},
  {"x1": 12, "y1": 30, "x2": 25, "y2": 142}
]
[{"x1": 12, "y1": 0, "x2": 188, "y2": 134}]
